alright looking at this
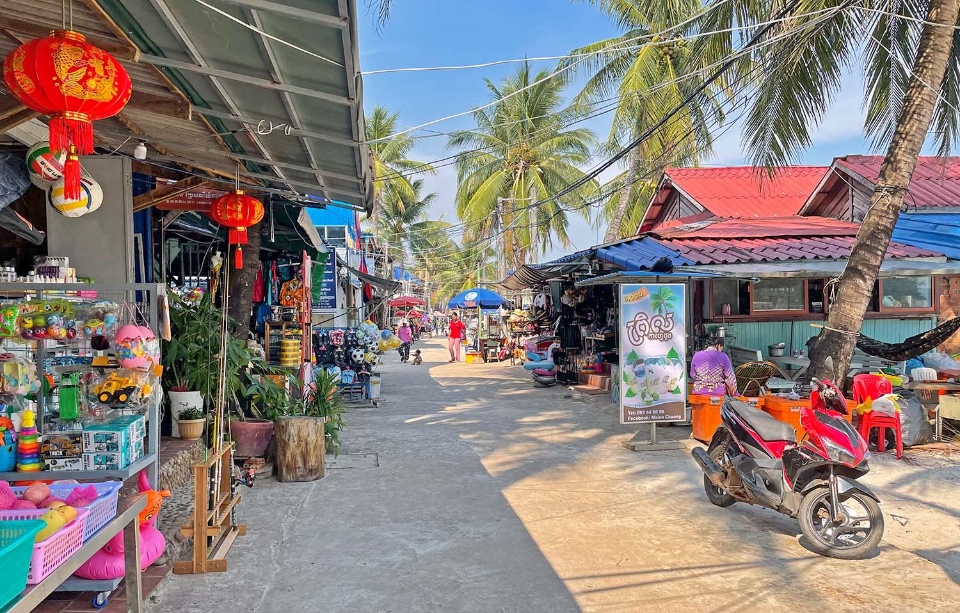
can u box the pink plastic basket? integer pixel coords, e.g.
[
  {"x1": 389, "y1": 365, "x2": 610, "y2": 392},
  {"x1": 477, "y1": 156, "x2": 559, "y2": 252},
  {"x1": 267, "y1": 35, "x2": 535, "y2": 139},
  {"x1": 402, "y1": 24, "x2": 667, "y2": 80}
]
[
  {"x1": 2, "y1": 482, "x2": 122, "y2": 542},
  {"x1": 26, "y1": 508, "x2": 88, "y2": 584}
]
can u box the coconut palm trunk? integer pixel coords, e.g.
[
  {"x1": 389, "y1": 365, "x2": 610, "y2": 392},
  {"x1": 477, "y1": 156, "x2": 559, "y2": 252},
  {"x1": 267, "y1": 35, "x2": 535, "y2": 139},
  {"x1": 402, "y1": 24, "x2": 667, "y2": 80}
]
[
  {"x1": 528, "y1": 182, "x2": 539, "y2": 265},
  {"x1": 605, "y1": 146, "x2": 640, "y2": 242},
  {"x1": 810, "y1": 0, "x2": 960, "y2": 382}
]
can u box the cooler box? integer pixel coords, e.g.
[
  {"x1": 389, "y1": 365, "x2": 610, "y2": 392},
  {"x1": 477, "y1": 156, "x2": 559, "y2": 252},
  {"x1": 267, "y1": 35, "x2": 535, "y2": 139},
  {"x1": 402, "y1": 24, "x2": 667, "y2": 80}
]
[
  {"x1": 690, "y1": 395, "x2": 764, "y2": 443},
  {"x1": 762, "y1": 396, "x2": 854, "y2": 443}
]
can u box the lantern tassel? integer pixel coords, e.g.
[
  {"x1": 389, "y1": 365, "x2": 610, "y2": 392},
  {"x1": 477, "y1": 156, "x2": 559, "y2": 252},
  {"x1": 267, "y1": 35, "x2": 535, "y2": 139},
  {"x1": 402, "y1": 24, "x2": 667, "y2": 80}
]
[
  {"x1": 63, "y1": 149, "x2": 81, "y2": 201},
  {"x1": 49, "y1": 115, "x2": 94, "y2": 155},
  {"x1": 228, "y1": 228, "x2": 248, "y2": 245},
  {"x1": 234, "y1": 245, "x2": 243, "y2": 269}
]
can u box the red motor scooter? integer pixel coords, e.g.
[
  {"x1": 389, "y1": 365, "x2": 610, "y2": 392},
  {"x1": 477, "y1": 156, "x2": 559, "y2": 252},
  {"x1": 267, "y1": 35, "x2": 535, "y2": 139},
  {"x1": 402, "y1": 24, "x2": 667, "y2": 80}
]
[{"x1": 691, "y1": 378, "x2": 884, "y2": 559}]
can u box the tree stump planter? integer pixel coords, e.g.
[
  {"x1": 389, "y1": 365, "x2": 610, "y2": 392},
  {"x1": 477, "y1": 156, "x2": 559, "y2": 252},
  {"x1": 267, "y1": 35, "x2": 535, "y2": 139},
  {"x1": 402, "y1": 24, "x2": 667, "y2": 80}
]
[{"x1": 275, "y1": 416, "x2": 326, "y2": 482}]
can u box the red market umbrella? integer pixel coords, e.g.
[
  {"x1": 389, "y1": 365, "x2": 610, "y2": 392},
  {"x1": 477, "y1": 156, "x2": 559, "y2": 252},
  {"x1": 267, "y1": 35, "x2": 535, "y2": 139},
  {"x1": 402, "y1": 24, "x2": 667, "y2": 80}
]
[{"x1": 389, "y1": 295, "x2": 425, "y2": 308}]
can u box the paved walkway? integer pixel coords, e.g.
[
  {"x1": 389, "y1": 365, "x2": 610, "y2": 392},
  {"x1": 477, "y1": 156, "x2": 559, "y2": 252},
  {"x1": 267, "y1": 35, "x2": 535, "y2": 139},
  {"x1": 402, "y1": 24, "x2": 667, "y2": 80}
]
[{"x1": 148, "y1": 338, "x2": 960, "y2": 612}]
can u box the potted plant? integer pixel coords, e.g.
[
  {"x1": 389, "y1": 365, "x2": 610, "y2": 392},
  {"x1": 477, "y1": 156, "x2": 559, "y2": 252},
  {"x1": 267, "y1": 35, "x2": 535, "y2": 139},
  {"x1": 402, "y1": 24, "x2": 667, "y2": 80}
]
[
  {"x1": 176, "y1": 407, "x2": 206, "y2": 441},
  {"x1": 274, "y1": 371, "x2": 344, "y2": 482},
  {"x1": 239, "y1": 371, "x2": 299, "y2": 458},
  {"x1": 163, "y1": 291, "x2": 254, "y2": 438}
]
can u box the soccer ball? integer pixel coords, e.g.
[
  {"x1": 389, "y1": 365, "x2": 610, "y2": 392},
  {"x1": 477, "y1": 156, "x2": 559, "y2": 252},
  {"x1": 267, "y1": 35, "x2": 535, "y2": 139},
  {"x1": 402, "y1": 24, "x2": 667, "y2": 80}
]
[
  {"x1": 25, "y1": 142, "x2": 66, "y2": 188},
  {"x1": 47, "y1": 176, "x2": 103, "y2": 218},
  {"x1": 350, "y1": 348, "x2": 365, "y2": 364}
]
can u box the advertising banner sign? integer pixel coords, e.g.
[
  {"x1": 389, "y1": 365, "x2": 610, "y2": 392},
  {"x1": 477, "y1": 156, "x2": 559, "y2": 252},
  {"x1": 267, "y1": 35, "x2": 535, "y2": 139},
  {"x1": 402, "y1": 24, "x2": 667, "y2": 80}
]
[
  {"x1": 312, "y1": 255, "x2": 337, "y2": 310},
  {"x1": 619, "y1": 283, "x2": 687, "y2": 424}
]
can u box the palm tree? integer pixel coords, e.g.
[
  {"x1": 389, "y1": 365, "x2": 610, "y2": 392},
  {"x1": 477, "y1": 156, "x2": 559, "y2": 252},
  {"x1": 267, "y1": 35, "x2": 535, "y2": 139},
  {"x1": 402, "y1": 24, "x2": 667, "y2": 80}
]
[
  {"x1": 692, "y1": 0, "x2": 960, "y2": 380},
  {"x1": 430, "y1": 242, "x2": 497, "y2": 306},
  {"x1": 562, "y1": 0, "x2": 725, "y2": 240},
  {"x1": 449, "y1": 62, "x2": 599, "y2": 277},
  {"x1": 366, "y1": 106, "x2": 434, "y2": 224},
  {"x1": 375, "y1": 178, "x2": 437, "y2": 279}
]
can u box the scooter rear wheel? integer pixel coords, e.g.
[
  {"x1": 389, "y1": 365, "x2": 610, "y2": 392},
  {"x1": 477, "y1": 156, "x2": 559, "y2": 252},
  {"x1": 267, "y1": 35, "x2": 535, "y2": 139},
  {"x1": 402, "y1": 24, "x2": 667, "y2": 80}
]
[
  {"x1": 798, "y1": 487, "x2": 884, "y2": 559},
  {"x1": 703, "y1": 438, "x2": 735, "y2": 507}
]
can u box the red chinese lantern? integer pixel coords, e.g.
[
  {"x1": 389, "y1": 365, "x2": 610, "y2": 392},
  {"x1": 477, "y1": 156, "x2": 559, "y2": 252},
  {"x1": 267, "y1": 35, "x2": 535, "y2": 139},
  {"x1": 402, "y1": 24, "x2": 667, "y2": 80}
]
[
  {"x1": 3, "y1": 30, "x2": 132, "y2": 200},
  {"x1": 208, "y1": 190, "x2": 265, "y2": 269}
]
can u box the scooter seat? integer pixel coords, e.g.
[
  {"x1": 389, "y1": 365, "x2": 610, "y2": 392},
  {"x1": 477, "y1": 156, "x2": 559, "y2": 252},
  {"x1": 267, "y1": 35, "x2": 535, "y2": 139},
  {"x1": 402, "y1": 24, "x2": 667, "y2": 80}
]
[{"x1": 726, "y1": 398, "x2": 796, "y2": 442}]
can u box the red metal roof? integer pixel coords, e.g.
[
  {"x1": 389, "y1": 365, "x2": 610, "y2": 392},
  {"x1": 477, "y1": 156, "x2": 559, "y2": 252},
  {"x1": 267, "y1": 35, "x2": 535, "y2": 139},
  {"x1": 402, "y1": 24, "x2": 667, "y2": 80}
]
[
  {"x1": 641, "y1": 165, "x2": 830, "y2": 232},
  {"x1": 652, "y1": 217, "x2": 937, "y2": 265},
  {"x1": 834, "y1": 155, "x2": 960, "y2": 208}
]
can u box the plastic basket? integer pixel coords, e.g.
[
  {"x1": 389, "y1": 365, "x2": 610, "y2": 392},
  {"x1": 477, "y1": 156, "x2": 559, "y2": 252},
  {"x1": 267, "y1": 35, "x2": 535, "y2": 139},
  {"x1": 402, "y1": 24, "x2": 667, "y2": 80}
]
[
  {"x1": 0, "y1": 520, "x2": 44, "y2": 609},
  {"x1": 25, "y1": 508, "x2": 88, "y2": 584},
  {"x1": 2, "y1": 482, "x2": 121, "y2": 542}
]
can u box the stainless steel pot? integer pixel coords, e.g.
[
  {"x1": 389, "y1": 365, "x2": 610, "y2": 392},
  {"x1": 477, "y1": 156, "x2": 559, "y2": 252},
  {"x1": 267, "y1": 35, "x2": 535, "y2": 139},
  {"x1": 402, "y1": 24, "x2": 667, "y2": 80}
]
[{"x1": 768, "y1": 343, "x2": 786, "y2": 357}]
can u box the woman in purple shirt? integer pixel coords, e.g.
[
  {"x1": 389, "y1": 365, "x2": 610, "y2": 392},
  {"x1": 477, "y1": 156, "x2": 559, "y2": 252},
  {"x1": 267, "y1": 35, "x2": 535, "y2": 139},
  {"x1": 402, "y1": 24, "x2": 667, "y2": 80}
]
[{"x1": 690, "y1": 336, "x2": 738, "y2": 396}]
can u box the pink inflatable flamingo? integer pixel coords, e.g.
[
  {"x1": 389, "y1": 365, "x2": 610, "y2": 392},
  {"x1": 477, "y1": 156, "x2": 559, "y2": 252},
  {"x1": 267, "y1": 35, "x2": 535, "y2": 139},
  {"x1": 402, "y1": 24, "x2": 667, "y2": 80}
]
[{"x1": 74, "y1": 471, "x2": 171, "y2": 580}]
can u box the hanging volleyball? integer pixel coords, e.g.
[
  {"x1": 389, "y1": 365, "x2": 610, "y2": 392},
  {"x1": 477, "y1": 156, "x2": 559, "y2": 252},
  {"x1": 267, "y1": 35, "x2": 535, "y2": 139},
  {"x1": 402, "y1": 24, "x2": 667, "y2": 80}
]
[
  {"x1": 25, "y1": 142, "x2": 66, "y2": 188},
  {"x1": 47, "y1": 176, "x2": 103, "y2": 218}
]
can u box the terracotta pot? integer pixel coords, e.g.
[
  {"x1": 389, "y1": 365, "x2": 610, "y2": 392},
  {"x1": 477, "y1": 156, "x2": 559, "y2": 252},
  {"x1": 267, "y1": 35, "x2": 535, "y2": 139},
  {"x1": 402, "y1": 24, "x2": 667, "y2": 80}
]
[
  {"x1": 178, "y1": 418, "x2": 205, "y2": 441},
  {"x1": 230, "y1": 418, "x2": 274, "y2": 458}
]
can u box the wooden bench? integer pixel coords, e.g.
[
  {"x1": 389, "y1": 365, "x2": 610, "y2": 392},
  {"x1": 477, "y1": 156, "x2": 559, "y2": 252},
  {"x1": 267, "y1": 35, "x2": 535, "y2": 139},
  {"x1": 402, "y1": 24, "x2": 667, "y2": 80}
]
[
  {"x1": 728, "y1": 345, "x2": 761, "y2": 368},
  {"x1": 848, "y1": 349, "x2": 904, "y2": 378},
  {"x1": 728, "y1": 346, "x2": 795, "y2": 392}
]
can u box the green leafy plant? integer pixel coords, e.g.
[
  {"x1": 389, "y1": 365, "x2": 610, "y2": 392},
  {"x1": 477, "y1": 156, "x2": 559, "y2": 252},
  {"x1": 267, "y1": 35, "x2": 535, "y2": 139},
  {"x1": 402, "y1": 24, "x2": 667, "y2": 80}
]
[
  {"x1": 162, "y1": 290, "x2": 255, "y2": 409},
  {"x1": 301, "y1": 371, "x2": 346, "y2": 456},
  {"x1": 178, "y1": 407, "x2": 205, "y2": 421},
  {"x1": 246, "y1": 372, "x2": 300, "y2": 422}
]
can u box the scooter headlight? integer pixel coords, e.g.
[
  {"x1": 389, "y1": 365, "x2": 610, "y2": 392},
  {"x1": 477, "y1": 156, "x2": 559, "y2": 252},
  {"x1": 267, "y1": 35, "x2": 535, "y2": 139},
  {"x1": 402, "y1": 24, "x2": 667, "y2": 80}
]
[{"x1": 822, "y1": 437, "x2": 857, "y2": 466}]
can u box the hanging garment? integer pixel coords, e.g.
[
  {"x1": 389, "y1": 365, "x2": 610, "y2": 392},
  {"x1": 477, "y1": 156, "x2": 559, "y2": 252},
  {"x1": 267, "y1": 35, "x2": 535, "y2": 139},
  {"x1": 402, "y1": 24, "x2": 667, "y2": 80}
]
[
  {"x1": 279, "y1": 279, "x2": 304, "y2": 307},
  {"x1": 252, "y1": 265, "x2": 266, "y2": 303}
]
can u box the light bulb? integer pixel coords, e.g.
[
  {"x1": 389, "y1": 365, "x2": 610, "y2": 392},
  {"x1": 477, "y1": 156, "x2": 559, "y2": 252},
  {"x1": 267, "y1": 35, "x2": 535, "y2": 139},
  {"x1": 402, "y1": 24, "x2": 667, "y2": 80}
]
[{"x1": 133, "y1": 142, "x2": 147, "y2": 160}]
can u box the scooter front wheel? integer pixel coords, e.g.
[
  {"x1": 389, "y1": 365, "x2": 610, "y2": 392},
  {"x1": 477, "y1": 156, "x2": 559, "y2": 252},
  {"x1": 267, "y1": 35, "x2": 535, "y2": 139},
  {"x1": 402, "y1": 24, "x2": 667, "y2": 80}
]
[{"x1": 798, "y1": 487, "x2": 884, "y2": 559}]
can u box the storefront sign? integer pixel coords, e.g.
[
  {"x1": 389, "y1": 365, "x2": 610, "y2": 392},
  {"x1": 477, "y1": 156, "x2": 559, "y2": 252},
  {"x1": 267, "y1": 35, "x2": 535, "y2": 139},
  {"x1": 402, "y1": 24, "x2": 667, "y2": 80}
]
[
  {"x1": 618, "y1": 283, "x2": 687, "y2": 423},
  {"x1": 312, "y1": 255, "x2": 337, "y2": 310},
  {"x1": 156, "y1": 188, "x2": 226, "y2": 212}
]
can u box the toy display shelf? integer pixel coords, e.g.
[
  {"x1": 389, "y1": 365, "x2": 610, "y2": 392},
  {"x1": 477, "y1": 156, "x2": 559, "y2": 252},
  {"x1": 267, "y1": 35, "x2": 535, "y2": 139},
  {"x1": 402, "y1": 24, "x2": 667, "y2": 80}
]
[
  {"x1": 3, "y1": 494, "x2": 147, "y2": 613},
  {"x1": 0, "y1": 282, "x2": 163, "y2": 488}
]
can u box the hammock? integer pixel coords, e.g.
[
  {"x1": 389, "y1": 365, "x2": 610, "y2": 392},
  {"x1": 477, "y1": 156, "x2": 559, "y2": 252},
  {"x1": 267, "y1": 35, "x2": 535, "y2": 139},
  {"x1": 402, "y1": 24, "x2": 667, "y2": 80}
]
[{"x1": 856, "y1": 317, "x2": 960, "y2": 362}]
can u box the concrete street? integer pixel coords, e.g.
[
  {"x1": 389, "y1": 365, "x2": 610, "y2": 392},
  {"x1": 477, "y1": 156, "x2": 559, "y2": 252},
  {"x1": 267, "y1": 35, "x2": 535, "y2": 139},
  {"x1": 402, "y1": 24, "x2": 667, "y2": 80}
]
[{"x1": 149, "y1": 338, "x2": 960, "y2": 612}]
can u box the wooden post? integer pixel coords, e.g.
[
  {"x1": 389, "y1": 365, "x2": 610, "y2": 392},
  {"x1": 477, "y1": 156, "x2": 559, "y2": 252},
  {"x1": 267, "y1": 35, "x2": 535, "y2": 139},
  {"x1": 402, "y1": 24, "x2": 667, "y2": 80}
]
[{"x1": 275, "y1": 416, "x2": 326, "y2": 482}]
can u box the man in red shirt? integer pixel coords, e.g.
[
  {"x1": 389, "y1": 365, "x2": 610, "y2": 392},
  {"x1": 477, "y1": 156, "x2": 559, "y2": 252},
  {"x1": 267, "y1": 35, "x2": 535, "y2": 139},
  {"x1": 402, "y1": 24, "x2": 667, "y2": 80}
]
[{"x1": 447, "y1": 313, "x2": 467, "y2": 362}]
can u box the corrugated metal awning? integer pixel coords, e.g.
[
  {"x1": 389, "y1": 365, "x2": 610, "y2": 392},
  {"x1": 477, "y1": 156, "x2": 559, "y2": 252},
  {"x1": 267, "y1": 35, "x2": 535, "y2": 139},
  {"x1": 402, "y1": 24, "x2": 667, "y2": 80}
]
[
  {"x1": 575, "y1": 269, "x2": 726, "y2": 287},
  {"x1": 694, "y1": 258, "x2": 958, "y2": 279}
]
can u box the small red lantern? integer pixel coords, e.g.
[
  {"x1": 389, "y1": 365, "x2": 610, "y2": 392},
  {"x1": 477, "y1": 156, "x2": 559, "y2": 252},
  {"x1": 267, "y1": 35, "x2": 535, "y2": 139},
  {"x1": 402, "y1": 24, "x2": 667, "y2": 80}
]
[
  {"x1": 3, "y1": 30, "x2": 132, "y2": 199},
  {"x1": 209, "y1": 190, "x2": 265, "y2": 269}
]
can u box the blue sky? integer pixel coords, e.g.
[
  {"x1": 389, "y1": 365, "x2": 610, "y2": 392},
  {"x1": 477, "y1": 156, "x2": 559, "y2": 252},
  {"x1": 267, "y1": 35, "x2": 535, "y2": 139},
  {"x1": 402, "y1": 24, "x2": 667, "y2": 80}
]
[{"x1": 356, "y1": 0, "x2": 876, "y2": 259}]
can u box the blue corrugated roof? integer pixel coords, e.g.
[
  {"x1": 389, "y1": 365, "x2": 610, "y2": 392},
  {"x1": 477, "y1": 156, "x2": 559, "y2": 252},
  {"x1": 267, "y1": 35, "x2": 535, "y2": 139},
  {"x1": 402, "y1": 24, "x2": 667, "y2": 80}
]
[
  {"x1": 893, "y1": 213, "x2": 960, "y2": 259},
  {"x1": 540, "y1": 248, "x2": 593, "y2": 265},
  {"x1": 596, "y1": 237, "x2": 693, "y2": 270}
]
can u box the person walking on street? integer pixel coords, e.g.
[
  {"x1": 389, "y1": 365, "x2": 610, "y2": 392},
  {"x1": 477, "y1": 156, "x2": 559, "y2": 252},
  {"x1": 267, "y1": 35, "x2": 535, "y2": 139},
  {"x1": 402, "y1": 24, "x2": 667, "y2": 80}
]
[
  {"x1": 397, "y1": 320, "x2": 413, "y2": 362},
  {"x1": 448, "y1": 313, "x2": 466, "y2": 362}
]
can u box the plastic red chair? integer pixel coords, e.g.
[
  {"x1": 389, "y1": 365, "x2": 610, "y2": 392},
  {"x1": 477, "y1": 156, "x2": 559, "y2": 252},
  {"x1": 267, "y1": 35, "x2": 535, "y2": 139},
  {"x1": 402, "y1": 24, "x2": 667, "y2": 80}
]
[
  {"x1": 852, "y1": 374, "x2": 893, "y2": 405},
  {"x1": 858, "y1": 411, "x2": 903, "y2": 459}
]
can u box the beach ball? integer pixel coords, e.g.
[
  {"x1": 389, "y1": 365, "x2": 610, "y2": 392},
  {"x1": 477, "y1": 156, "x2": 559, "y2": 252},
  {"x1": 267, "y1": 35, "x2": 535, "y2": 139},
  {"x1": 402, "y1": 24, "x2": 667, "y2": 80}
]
[
  {"x1": 47, "y1": 176, "x2": 103, "y2": 218},
  {"x1": 25, "y1": 142, "x2": 65, "y2": 187},
  {"x1": 115, "y1": 324, "x2": 149, "y2": 369},
  {"x1": 380, "y1": 330, "x2": 392, "y2": 341}
]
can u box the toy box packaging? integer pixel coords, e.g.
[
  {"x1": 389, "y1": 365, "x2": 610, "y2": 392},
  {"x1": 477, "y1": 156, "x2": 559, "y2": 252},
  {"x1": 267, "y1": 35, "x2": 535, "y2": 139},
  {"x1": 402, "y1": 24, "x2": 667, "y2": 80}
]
[
  {"x1": 41, "y1": 432, "x2": 83, "y2": 458},
  {"x1": 82, "y1": 451, "x2": 130, "y2": 471},
  {"x1": 82, "y1": 414, "x2": 145, "y2": 453},
  {"x1": 43, "y1": 456, "x2": 83, "y2": 471}
]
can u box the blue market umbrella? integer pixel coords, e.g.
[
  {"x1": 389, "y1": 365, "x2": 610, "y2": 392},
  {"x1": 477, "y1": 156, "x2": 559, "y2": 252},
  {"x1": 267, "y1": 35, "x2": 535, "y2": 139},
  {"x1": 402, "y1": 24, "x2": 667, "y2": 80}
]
[{"x1": 447, "y1": 288, "x2": 510, "y2": 309}]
